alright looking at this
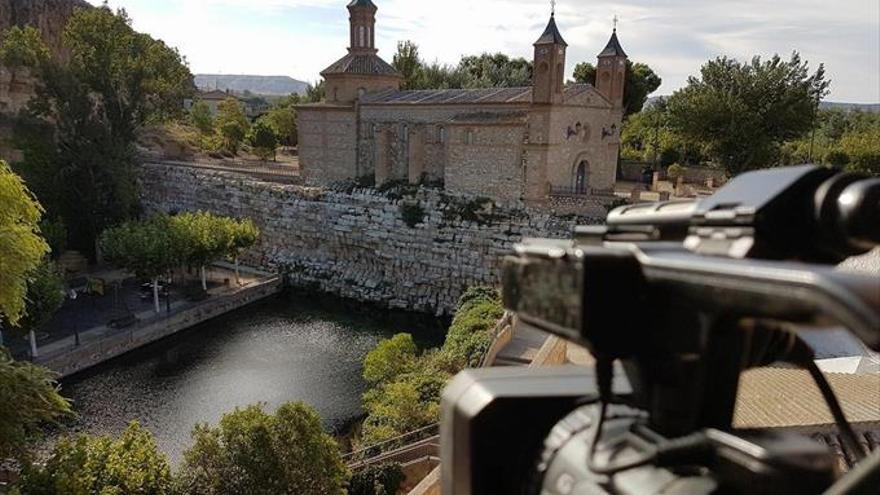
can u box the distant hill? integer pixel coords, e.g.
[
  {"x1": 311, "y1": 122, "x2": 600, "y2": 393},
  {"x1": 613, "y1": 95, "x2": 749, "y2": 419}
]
[
  {"x1": 194, "y1": 74, "x2": 309, "y2": 97},
  {"x1": 646, "y1": 96, "x2": 880, "y2": 113}
]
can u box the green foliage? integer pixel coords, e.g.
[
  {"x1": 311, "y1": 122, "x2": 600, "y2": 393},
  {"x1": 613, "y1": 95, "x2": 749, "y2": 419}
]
[
  {"x1": 666, "y1": 52, "x2": 829, "y2": 175},
  {"x1": 228, "y1": 217, "x2": 260, "y2": 261},
  {"x1": 264, "y1": 104, "x2": 297, "y2": 146},
  {"x1": 0, "y1": 348, "x2": 71, "y2": 461},
  {"x1": 216, "y1": 97, "x2": 249, "y2": 155},
  {"x1": 99, "y1": 215, "x2": 183, "y2": 282},
  {"x1": 441, "y1": 287, "x2": 504, "y2": 369},
  {"x1": 0, "y1": 26, "x2": 50, "y2": 70},
  {"x1": 363, "y1": 333, "x2": 418, "y2": 385},
  {"x1": 39, "y1": 217, "x2": 68, "y2": 258},
  {"x1": 15, "y1": 422, "x2": 172, "y2": 495},
  {"x1": 358, "y1": 287, "x2": 502, "y2": 446},
  {"x1": 399, "y1": 202, "x2": 425, "y2": 228},
  {"x1": 348, "y1": 464, "x2": 405, "y2": 495},
  {"x1": 190, "y1": 100, "x2": 214, "y2": 134},
  {"x1": 666, "y1": 163, "x2": 685, "y2": 182},
  {"x1": 11, "y1": 260, "x2": 65, "y2": 337},
  {"x1": 571, "y1": 60, "x2": 662, "y2": 116},
  {"x1": 176, "y1": 402, "x2": 348, "y2": 495},
  {"x1": 7, "y1": 5, "x2": 193, "y2": 257},
  {"x1": 305, "y1": 81, "x2": 326, "y2": 103},
  {"x1": 392, "y1": 40, "x2": 533, "y2": 90},
  {"x1": 247, "y1": 118, "x2": 280, "y2": 161},
  {"x1": 833, "y1": 127, "x2": 880, "y2": 175},
  {"x1": 0, "y1": 160, "x2": 49, "y2": 326}
]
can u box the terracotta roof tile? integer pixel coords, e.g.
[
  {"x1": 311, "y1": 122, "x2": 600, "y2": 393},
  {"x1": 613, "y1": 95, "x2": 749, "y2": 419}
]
[{"x1": 321, "y1": 53, "x2": 399, "y2": 77}]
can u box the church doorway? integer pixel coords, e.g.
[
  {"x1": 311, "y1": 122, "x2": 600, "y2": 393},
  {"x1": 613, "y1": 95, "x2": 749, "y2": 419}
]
[{"x1": 575, "y1": 161, "x2": 589, "y2": 195}]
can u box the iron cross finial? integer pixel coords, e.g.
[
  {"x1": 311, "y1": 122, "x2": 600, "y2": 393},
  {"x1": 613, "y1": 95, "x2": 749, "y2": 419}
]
[
  {"x1": 551, "y1": 0, "x2": 556, "y2": 16},
  {"x1": 613, "y1": 15, "x2": 619, "y2": 31}
]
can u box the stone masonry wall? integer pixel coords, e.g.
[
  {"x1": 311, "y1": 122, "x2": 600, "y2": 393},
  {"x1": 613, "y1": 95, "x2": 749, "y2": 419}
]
[{"x1": 140, "y1": 163, "x2": 593, "y2": 315}]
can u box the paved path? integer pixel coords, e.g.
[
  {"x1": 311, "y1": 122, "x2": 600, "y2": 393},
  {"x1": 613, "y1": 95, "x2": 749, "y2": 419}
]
[{"x1": 493, "y1": 324, "x2": 548, "y2": 366}]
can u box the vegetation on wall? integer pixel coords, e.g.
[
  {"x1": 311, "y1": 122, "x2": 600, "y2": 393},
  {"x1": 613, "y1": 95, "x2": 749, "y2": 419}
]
[
  {"x1": 358, "y1": 287, "x2": 503, "y2": 446},
  {"x1": 348, "y1": 463, "x2": 405, "y2": 495}
]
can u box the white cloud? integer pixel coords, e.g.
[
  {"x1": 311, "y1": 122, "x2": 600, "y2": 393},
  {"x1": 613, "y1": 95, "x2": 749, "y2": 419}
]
[{"x1": 88, "y1": 0, "x2": 879, "y2": 102}]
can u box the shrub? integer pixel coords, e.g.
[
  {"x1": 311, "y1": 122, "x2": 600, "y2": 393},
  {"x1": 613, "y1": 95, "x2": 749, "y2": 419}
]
[
  {"x1": 348, "y1": 464, "x2": 405, "y2": 495},
  {"x1": 400, "y1": 202, "x2": 425, "y2": 228},
  {"x1": 363, "y1": 333, "x2": 418, "y2": 385},
  {"x1": 176, "y1": 402, "x2": 348, "y2": 495},
  {"x1": 666, "y1": 163, "x2": 685, "y2": 183},
  {"x1": 14, "y1": 423, "x2": 172, "y2": 495}
]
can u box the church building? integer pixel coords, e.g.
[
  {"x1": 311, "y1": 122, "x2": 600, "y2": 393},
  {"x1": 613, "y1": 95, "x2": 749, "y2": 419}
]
[{"x1": 297, "y1": 0, "x2": 628, "y2": 204}]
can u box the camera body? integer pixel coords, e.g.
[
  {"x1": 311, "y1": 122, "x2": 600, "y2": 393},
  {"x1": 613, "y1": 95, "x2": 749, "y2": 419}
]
[{"x1": 441, "y1": 165, "x2": 880, "y2": 494}]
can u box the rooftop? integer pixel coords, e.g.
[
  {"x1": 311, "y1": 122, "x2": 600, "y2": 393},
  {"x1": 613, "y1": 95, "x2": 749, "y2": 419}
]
[
  {"x1": 534, "y1": 14, "x2": 568, "y2": 46},
  {"x1": 598, "y1": 30, "x2": 627, "y2": 58},
  {"x1": 321, "y1": 52, "x2": 398, "y2": 77},
  {"x1": 360, "y1": 83, "x2": 594, "y2": 106}
]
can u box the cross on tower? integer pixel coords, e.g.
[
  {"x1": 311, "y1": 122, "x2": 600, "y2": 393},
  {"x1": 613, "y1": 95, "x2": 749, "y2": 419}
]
[
  {"x1": 613, "y1": 15, "x2": 619, "y2": 31},
  {"x1": 551, "y1": 0, "x2": 556, "y2": 16}
]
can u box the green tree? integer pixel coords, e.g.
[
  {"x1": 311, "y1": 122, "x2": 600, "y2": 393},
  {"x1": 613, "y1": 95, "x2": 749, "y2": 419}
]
[
  {"x1": 834, "y1": 127, "x2": 880, "y2": 175},
  {"x1": 177, "y1": 402, "x2": 348, "y2": 495},
  {"x1": 457, "y1": 53, "x2": 533, "y2": 88},
  {"x1": 191, "y1": 100, "x2": 215, "y2": 134},
  {"x1": 12, "y1": 260, "x2": 66, "y2": 359},
  {"x1": 216, "y1": 97, "x2": 249, "y2": 155},
  {"x1": 14, "y1": 422, "x2": 172, "y2": 495},
  {"x1": 363, "y1": 333, "x2": 418, "y2": 385},
  {"x1": 666, "y1": 52, "x2": 829, "y2": 175},
  {"x1": 5, "y1": 6, "x2": 193, "y2": 257},
  {"x1": 227, "y1": 218, "x2": 260, "y2": 285},
  {"x1": 170, "y1": 211, "x2": 233, "y2": 292},
  {"x1": 99, "y1": 216, "x2": 183, "y2": 313},
  {"x1": 39, "y1": 217, "x2": 68, "y2": 258},
  {"x1": 0, "y1": 160, "x2": 49, "y2": 327},
  {"x1": 571, "y1": 60, "x2": 662, "y2": 116},
  {"x1": 0, "y1": 26, "x2": 50, "y2": 87},
  {"x1": 393, "y1": 40, "x2": 424, "y2": 90},
  {"x1": 264, "y1": 104, "x2": 297, "y2": 146},
  {"x1": 247, "y1": 118, "x2": 280, "y2": 161},
  {"x1": 305, "y1": 81, "x2": 326, "y2": 103},
  {"x1": 0, "y1": 348, "x2": 71, "y2": 462}
]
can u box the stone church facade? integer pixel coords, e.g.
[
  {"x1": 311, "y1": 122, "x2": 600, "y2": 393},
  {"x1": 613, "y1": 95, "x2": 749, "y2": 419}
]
[{"x1": 297, "y1": 0, "x2": 628, "y2": 204}]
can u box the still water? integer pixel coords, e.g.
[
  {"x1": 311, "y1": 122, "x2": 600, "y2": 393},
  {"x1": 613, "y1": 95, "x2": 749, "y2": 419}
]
[{"x1": 59, "y1": 293, "x2": 446, "y2": 462}]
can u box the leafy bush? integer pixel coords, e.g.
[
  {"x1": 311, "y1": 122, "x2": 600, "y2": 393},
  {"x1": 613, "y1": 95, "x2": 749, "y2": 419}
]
[
  {"x1": 349, "y1": 464, "x2": 405, "y2": 495},
  {"x1": 400, "y1": 202, "x2": 425, "y2": 228},
  {"x1": 176, "y1": 402, "x2": 348, "y2": 495},
  {"x1": 358, "y1": 287, "x2": 502, "y2": 446},
  {"x1": 666, "y1": 163, "x2": 685, "y2": 183},
  {"x1": 15, "y1": 422, "x2": 172, "y2": 495}
]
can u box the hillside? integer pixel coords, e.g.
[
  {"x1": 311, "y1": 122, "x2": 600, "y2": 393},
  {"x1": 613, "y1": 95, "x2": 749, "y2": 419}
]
[{"x1": 195, "y1": 74, "x2": 308, "y2": 96}]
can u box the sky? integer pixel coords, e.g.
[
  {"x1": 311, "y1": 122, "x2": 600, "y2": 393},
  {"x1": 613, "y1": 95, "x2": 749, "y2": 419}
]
[{"x1": 85, "y1": 0, "x2": 880, "y2": 103}]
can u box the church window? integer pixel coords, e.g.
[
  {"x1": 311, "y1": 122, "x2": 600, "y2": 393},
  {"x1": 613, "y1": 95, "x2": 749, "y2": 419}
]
[
  {"x1": 366, "y1": 26, "x2": 372, "y2": 47},
  {"x1": 359, "y1": 26, "x2": 366, "y2": 47},
  {"x1": 438, "y1": 126, "x2": 446, "y2": 143},
  {"x1": 402, "y1": 124, "x2": 409, "y2": 143},
  {"x1": 465, "y1": 129, "x2": 474, "y2": 145}
]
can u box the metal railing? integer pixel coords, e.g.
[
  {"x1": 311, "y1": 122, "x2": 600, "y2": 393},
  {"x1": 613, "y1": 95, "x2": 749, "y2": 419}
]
[
  {"x1": 143, "y1": 157, "x2": 301, "y2": 181},
  {"x1": 342, "y1": 423, "x2": 440, "y2": 465}
]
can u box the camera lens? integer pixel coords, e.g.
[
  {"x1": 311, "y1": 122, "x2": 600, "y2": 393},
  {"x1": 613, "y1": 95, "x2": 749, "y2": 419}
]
[{"x1": 837, "y1": 178, "x2": 880, "y2": 251}]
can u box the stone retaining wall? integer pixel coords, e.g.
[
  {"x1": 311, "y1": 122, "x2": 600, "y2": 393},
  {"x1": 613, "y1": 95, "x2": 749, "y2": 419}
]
[{"x1": 140, "y1": 163, "x2": 598, "y2": 315}]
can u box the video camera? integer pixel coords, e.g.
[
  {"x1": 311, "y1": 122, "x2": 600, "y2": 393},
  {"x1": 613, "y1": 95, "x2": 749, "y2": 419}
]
[{"x1": 440, "y1": 165, "x2": 880, "y2": 494}]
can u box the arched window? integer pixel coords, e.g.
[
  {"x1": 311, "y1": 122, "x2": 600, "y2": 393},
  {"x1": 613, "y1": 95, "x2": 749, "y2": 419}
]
[
  {"x1": 402, "y1": 124, "x2": 409, "y2": 143},
  {"x1": 465, "y1": 129, "x2": 474, "y2": 145},
  {"x1": 359, "y1": 26, "x2": 366, "y2": 47},
  {"x1": 366, "y1": 26, "x2": 372, "y2": 48},
  {"x1": 438, "y1": 126, "x2": 446, "y2": 144},
  {"x1": 575, "y1": 161, "x2": 589, "y2": 195}
]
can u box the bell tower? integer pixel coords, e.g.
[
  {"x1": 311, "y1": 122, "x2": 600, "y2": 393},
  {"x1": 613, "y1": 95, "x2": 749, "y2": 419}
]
[
  {"x1": 533, "y1": 11, "x2": 567, "y2": 105},
  {"x1": 348, "y1": 0, "x2": 378, "y2": 54},
  {"x1": 596, "y1": 22, "x2": 628, "y2": 109}
]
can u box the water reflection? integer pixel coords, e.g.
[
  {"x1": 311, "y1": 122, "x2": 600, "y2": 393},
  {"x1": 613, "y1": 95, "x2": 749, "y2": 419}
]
[{"x1": 60, "y1": 293, "x2": 445, "y2": 462}]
